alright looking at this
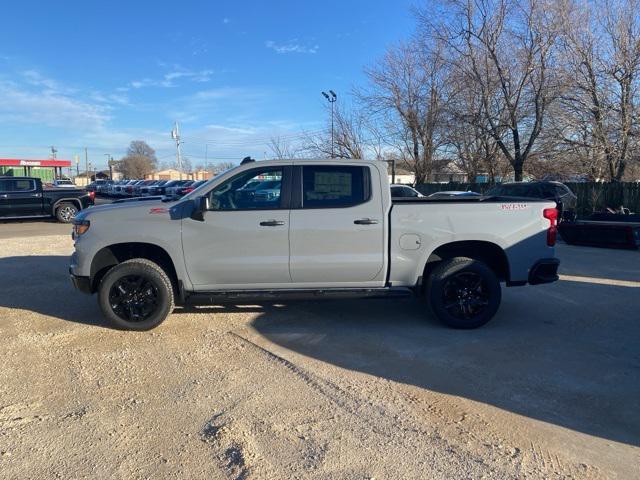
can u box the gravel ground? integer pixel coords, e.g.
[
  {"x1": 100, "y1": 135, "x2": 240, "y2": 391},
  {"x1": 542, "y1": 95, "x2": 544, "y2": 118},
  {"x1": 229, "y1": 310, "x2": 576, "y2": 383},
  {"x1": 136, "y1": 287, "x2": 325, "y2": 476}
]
[{"x1": 0, "y1": 233, "x2": 638, "y2": 479}]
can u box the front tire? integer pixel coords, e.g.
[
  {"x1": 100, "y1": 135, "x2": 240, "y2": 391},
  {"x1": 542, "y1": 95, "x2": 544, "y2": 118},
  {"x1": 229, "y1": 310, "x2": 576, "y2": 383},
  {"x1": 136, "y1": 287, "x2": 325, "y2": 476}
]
[
  {"x1": 425, "y1": 257, "x2": 501, "y2": 329},
  {"x1": 55, "y1": 202, "x2": 78, "y2": 223},
  {"x1": 97, "y1": 258, "x2": 174, "y2": 330}
]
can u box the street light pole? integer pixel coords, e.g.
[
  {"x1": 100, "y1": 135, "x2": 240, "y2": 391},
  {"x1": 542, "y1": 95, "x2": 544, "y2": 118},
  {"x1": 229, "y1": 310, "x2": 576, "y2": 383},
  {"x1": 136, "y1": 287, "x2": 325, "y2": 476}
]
[
  {"x1": 104, "y1": 154, "x2": 113, "y2": 179},
  {"x1": 171, "y1": 121, "x2": 183, "y2": 180},
  {"x1": 322, "y1": 90, "x2": 337, "y2": 158}
]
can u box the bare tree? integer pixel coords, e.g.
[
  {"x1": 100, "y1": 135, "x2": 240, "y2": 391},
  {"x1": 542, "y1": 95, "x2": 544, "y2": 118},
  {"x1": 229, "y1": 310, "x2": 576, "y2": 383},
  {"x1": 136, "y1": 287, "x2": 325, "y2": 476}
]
[
  {"x1": 268, "y1": 136, "x2": 300, "y2": 159},
  {"x1": 116, "y1": 140, "x2": 158, "y2": 178},
  {"x1": 424, "y1": 0, "x2": 562, "y2": 181},
  {"x1": 556, "y1": 0, "x2": 640, "y2": 181},
  {"x1": 361, "y1": 38, "x2": 450, "y2": 183},
  {"x1": 303, "y1": 102, "x2": 367, "y2": 159},
  {"x1": 440, "y1": 64, "x2": 505, "y2": 182}
]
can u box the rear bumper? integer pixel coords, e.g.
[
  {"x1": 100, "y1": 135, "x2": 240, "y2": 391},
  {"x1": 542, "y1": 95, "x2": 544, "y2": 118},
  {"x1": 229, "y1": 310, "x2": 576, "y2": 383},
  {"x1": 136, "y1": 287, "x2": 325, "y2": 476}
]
[
  {"x1": 528, "y1": 258, "x2": 560, "y2": 285},
  {"x1": 70, "y1": 269, "x2": 92, "y2": 294}
]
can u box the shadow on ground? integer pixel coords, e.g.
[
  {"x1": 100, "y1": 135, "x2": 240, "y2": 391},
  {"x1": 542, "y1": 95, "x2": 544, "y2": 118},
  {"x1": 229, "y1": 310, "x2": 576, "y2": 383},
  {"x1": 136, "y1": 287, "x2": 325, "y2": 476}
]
[
  {"x1": 1, "y1": 254, "x2": 639, "y2": 447},
  {"x1": 245, "y1": 257, "x2": 640, "y2": 448}
]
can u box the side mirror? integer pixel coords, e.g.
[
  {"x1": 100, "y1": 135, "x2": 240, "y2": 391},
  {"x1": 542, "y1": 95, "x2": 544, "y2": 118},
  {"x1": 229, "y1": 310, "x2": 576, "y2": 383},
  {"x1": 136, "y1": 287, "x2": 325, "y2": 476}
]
[{"x1": 190, "y1": 196, "x2": 210, "y2": 222}]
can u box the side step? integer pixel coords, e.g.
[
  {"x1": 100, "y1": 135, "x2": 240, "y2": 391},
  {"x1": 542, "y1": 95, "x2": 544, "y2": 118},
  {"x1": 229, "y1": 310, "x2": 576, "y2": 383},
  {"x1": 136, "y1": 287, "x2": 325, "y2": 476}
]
[{"x1": 185, "y1": 287, "x2": 414, "y2": 305}]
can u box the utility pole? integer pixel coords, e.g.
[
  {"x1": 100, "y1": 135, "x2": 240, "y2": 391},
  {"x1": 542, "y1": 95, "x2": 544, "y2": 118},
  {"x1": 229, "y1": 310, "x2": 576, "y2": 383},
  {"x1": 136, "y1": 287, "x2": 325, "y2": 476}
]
[
  {"x1": 84, "y1": 148, "x2": 89, "y2": 186},
  {"x1": 104, "y1": 154, "x2": 113, "y2": 179},
  {"x1": 171, "y1": 121, "x2": 183, "y2": 180},
  {"x1": 74, "y1": 155, "x2": 80, "y2": 179},
  {"x1": 50, "y1": 146, "x2": 57, "y2": 160},
  {"x1": 322, "y1": 90, "x2": 337, "y2": 158}
]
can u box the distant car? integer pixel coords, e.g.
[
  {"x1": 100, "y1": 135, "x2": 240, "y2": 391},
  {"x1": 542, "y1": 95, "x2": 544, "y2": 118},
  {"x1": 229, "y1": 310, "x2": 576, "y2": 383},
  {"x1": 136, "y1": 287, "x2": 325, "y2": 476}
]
[
  {"x1": 176, "y1": 180, "x2": 206, "y2": 197},
  {"x1": 164, "y1": 180, "x2": 193, "y2": 197},
  {"x1": 391, "y1": 184, "x2": 423, "y2": 198},
  {"x1": 107, "y1": 180, "x2": 127, "y2": 196},
  {"x1": 140, "y1": 180, "x2": 167, "y2": 196},
  {"x1": 147, "y1": 180, "x2": 177, "y2": 196},
  {"x1": 253, "y1": 180, "x2": 282, "y2": 202},
  {"x1": 132, "y1": 180, "x2": 156, "y2": 197},
  {"x1": 124, "y1": 180, "x2": 146, "y2": 197},
  {"x1": 86, "y1": 179, "x2": 107, "y2": 192},
  {"x1": 111, "y1": 180, "x2": 134, "y2": 197},
  {"x1": 486, "y1": 181, "x2": 577, "y2": 221},
  {"x1": 52, "y1": 178, "x2": 76, "y2": 188},
  {"x1": 428, "y1": 191, "x2": 482, "y2": 199}
]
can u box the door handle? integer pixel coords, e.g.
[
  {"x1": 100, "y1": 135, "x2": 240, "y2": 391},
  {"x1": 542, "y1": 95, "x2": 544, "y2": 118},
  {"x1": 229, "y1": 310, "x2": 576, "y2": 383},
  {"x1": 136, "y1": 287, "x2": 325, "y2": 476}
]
[
  {"x1": 354, "y1": 218, "x2": 378, "y2": 225},
  {"x1": 259, "y1": 220, "x2": 285, "y2": 227}
]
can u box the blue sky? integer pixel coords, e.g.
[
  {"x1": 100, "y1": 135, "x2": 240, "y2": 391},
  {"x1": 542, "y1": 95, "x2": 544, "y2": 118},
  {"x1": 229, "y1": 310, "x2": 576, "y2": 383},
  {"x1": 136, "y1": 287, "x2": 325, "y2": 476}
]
[{"x1": 0, "y1": 0, "x2": 416, "y2": 170}]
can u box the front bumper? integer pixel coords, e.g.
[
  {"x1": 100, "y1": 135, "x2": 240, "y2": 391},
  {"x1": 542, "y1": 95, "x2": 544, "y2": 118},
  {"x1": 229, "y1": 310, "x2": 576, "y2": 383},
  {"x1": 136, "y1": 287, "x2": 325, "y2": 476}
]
[
  {"x1": 70, "y1": 269, "x2": 92, "y2": 294},
  {"x1": 528, "y1": 258, "x2": 560, "y2": 285}
]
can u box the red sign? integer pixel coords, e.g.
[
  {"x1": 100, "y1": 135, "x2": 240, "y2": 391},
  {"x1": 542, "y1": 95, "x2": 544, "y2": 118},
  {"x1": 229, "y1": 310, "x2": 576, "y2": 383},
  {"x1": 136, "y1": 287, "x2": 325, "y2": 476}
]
[{"x1": 0, "y1": 158, "x2": 72, "y2": 168}]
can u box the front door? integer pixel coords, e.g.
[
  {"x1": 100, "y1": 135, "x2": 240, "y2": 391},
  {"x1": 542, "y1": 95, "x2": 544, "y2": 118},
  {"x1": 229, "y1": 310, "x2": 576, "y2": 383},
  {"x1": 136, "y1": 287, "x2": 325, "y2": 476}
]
[
  {"x1": 289, "y1": 164, "x2": 386, "y2": 285},
  {"x1": 181, "y1": 165, "x2": 292, "y2": 290},
  {"x1": 0, "y1": 178, "x2": 43, "y2": 217}
]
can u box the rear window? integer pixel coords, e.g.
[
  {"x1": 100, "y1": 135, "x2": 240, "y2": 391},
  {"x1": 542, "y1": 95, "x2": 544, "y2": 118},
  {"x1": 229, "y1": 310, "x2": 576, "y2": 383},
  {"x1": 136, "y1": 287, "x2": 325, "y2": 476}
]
[{"x1": 302, "y1": 166, "x2": 369, "y2": 208}]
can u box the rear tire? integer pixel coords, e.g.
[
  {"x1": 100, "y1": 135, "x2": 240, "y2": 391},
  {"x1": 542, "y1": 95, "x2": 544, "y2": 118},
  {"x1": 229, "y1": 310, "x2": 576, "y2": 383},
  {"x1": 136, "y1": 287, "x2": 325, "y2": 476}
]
[
  {"x1": 425, "y1": 257, "x2": 501, "y2": 329},
  {"x1": 97, "y1": 258, "x2": 174, "y2": 330},
  {"x1": 55, "y1": 202, "x2": 78, "y2": 223}
]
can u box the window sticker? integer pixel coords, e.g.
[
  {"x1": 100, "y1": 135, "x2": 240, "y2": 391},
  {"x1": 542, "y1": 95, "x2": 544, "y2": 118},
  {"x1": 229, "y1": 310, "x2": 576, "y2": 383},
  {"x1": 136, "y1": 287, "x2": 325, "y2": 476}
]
[{"x1": 313, "y1": 172, "x2": 352, "y2": 197}]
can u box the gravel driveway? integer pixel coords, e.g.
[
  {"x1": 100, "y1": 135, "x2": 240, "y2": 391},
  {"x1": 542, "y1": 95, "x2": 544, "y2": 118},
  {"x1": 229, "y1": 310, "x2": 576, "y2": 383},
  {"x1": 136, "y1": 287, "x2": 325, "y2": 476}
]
[{"x1": 0, "y1": 233, "x2": 638, "y2": 479}]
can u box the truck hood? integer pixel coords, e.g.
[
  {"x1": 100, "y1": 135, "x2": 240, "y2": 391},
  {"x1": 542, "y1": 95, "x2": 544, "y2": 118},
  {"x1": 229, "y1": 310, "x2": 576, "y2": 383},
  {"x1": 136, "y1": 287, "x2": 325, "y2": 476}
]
[{"x1": 81, "y1": 198, "x2": 175, "y2": 217}]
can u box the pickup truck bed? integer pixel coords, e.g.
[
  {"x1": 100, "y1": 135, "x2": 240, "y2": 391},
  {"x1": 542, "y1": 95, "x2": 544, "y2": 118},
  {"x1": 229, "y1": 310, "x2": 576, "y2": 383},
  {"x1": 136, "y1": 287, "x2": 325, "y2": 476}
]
[{"x1": 69, "y1": 158, "x2": 559, "y2": 331}]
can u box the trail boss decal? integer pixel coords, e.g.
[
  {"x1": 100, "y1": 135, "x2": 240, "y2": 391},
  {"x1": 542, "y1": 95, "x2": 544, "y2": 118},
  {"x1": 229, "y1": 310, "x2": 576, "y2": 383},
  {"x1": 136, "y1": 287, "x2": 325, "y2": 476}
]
[{"x1": 500, "y1": 203, "x2": 528, "y2": 211}]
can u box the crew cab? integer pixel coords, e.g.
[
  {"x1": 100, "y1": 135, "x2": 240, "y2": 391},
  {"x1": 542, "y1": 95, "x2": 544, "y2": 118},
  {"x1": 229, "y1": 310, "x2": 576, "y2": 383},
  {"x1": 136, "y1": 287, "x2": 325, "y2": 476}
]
[
  {"x1": 1, "y1": 177, "x2": 94, "y2": 223},
  {"x1": 69, "y1": 159, "x2": 560, "y2": 330}
]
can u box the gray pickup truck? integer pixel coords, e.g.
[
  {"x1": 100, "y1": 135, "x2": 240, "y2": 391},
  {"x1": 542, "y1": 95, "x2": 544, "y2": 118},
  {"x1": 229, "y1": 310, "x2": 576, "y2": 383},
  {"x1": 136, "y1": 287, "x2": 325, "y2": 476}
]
[
  {"x1": 0, "y1": 177, "x2": 94, "y2": 223},
  {"x1": 70, "y1": 159, "x2": 560, "y2": 330}
]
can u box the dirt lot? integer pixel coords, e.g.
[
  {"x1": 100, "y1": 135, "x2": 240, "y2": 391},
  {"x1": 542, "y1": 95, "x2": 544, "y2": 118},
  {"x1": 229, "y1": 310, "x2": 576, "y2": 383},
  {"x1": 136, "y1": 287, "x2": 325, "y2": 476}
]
[{"x1": 0, "y1": 231, "x2": 638, "y2": 479}]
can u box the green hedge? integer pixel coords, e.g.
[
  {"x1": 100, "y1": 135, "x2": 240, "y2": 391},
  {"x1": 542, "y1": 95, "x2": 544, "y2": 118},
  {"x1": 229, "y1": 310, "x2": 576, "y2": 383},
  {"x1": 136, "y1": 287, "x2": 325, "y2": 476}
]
[{"x1": 414, "y1": 182, "x2": 640, "y2": 217}]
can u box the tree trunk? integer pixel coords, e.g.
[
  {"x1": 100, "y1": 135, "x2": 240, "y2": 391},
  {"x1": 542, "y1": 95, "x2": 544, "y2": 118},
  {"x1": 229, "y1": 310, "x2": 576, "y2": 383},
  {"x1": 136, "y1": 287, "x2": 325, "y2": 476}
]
[{"x1": 513, "y1": 157, "x2": 524, "y2": 181}]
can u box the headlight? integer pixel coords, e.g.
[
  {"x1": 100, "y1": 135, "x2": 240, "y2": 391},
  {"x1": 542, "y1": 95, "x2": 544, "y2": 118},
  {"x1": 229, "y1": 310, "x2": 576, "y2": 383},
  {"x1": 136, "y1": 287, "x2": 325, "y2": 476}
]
[{"x1": 72, "y1": 219, "x2": 90, "y2": 238}]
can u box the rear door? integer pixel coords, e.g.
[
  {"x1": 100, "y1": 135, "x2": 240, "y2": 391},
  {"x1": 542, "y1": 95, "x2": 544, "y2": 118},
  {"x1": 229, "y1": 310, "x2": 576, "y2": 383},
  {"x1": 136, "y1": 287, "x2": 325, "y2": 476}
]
[{"x1": 288, "y1": 164, "x2": 386, "y2": 285}]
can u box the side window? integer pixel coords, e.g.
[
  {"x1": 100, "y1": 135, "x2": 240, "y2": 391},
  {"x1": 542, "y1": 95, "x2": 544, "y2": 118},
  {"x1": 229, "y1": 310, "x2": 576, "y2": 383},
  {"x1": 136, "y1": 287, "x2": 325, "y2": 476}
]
[
  {"x1": 208, "y1": 168, "x2": 284, "y2": 211},
  {"x1": 3, "y1": 179, "x2": 35, "y2": 192},
  {"x1": 302, "y1": 166, "x2": 369, "y2": 208}
]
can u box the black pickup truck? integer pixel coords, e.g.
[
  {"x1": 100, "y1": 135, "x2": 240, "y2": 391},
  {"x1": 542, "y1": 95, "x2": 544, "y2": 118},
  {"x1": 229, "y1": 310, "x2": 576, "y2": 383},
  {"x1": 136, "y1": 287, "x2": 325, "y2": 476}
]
[{"x1": 0, "y1": 177, "x2": 94, "y2": 223}]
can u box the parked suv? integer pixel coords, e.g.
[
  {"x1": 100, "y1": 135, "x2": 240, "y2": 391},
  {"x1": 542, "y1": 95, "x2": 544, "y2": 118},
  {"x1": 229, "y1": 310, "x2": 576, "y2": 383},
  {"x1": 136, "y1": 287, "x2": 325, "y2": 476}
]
[{"x1": 487, "y1": 181, "x2": 577, "y2": 221}]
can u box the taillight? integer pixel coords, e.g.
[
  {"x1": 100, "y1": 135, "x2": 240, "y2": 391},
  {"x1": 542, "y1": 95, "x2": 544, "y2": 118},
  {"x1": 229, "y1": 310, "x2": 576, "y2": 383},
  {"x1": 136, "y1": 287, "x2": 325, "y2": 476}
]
[
  {"x1": 183, "y1": 188, "x2": 194, "y2": 194},
  {"x1": 543, "y1": 208, "x2": 558, "y2": 246},
  {"x1": 88, "y1": 191, "x2": 95, "y2": 201}
]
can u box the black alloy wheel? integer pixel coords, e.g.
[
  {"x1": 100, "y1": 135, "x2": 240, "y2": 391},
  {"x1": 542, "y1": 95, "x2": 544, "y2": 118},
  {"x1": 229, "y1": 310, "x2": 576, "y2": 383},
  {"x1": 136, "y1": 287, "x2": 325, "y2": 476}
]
[
  {"x1": 109, "y1": 275, "x2": 159, "y2": 322},
  {"x1": 426, "y1": 257, "x2": 501, "y2": 329},
  {"x1": 97, "y1": 258, "x2": 174, "y2": 330},
  {"x1": 441, "y1": 271, "x2": 490, "y2": 320}
]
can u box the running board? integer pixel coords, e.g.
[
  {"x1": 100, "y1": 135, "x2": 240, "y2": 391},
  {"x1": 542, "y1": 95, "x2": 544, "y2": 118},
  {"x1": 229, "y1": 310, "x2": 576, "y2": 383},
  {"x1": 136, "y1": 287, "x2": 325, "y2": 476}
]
[{"x1": 185, "y1": 287, "x2": 414, "y2": 305}]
